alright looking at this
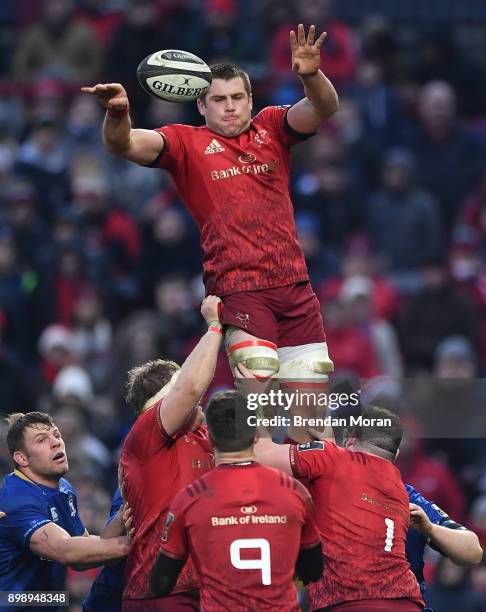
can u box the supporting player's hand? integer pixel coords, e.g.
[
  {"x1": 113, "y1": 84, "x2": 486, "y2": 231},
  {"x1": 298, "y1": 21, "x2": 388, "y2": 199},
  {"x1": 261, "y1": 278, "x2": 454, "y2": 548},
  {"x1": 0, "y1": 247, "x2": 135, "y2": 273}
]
[
  {"x1": 409, "y1": 503, "x2": 433, "y2": 536},
  {"x1": 233, "y1": 363, "x2": 276, "y2": 397},
  {"x1": 122, "y1": 503, "x2": 135, "y2": 541},
  {"x1": 290, "y1": 24, "x2": 327, "y2": 77},
  {"x1": 201, "y1": 295, "x2": 222, "y2": 325},
  {"x1": 80, "y1": 83, "x2": 129, "y2": 112}
]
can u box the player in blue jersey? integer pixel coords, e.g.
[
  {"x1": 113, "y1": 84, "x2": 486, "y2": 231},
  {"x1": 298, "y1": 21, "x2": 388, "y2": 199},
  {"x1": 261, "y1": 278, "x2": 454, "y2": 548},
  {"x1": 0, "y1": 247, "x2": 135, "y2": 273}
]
[
  {"x1": 0, "y1": 412, "x2": 130, "y2": 612},
  {"x1": 407, "y1": 484, "x2": 483, "y2": 610},
  {"x1": 83, "y1": 488, "x2": 125, "y2": 612}
]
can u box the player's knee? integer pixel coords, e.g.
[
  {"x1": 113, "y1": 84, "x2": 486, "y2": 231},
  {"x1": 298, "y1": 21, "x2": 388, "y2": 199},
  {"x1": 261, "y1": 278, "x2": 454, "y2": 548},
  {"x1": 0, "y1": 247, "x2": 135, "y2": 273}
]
[
  {"x1": 226, "y1": 327, "x2": 279, "y2": 378},
  {"x1": 278, "y1": 342, "x2": 334, "y2": 382}
]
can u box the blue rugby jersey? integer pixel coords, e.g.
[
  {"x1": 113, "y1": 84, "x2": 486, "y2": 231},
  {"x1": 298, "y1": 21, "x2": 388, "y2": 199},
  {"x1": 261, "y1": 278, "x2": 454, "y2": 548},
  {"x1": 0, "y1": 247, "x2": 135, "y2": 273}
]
[
  {"x1": 406, "y1": 483, "x2": 467, "y2": 608},
  {"x1": 82, "y1": 488, "x2": 125, "y2": 612},
  {"x1": 0, "y1": 470, "x2": 85, "y2": 611}
]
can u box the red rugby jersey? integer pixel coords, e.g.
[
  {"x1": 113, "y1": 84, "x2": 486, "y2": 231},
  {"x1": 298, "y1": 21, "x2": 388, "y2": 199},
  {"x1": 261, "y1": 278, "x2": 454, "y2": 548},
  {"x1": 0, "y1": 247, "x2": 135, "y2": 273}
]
[
  {"x1": 160, "y1": 462, "x2": 320, "y2": 612},
  {"x1": 119, "y1": 403, "x2": 214, "y2": 600},
  {"x1": 289, "y1": 441, "x2": 424, "y2": 610},
  {"x1": 154, "y1": 106, "x2": 310, "y2": 296}
]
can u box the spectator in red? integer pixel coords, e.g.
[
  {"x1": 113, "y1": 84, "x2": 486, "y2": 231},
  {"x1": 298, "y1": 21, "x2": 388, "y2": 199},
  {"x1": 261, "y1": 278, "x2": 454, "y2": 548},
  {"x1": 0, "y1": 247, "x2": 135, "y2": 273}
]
[
  {"x1": 340, "y1": 275, "x2": 403, "y2": 379},
  {"x1": 269, "y1": 0, "x2": 358, "y2": 85},
  {"x1": 320, "y1": 288, "x2": 381, "y2": 379},
  {"x1": 37, "y1": 324, "x2": 79, "y2": 387},
  {"x1": 76, "y1": 0, "x2": 124, "y2": 49},
  {"x1": 319, "y1": 245, "x2": 401, "y2": 322},
  {"x1": 397, "y1": 415, "x2": 466, "y2": 523}
]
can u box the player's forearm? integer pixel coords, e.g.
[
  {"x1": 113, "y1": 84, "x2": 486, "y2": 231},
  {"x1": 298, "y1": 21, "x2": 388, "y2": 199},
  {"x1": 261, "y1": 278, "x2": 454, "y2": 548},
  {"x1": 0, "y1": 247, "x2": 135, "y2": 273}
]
[
  {"x1": 429, "y1": 525, "x2": 483, "y2": 565},
  {"x1": 300, "y1": 71, "x2": 339, "y2": 119},
  {"x1": 59, "y1": 534, "x2": 129, "y2": 566},
  {"x1": 102, "y1": 112, "x2": 133, "y2": 156},
  {"x1": 173, "y1": 329, "x2": 222, "y2": 402}
]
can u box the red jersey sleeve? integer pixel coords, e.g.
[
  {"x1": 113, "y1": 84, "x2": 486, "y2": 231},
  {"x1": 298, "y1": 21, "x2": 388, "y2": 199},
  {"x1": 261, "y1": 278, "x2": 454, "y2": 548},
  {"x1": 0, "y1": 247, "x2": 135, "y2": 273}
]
[
  {"x1": 160, "y1": 489, "x2": 189, "y2": 561},
  {"x1": 294, "y1": 479, "x2": 321, "y2": 549},
  {"x1": 290, "y1": 441, "x2": 341, "y2": 481},
  {"x1": 153, "y1": 124, "x2": 186, "y2": 170},
  {"x1": 255, "y1": 105, "x2": 316, "y2": 148}
]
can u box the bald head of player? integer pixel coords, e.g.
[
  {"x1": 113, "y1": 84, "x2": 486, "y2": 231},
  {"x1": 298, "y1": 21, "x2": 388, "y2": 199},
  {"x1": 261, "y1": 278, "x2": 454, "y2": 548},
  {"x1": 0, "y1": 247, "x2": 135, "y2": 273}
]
[
  {"x1": 343, "y1": 405, "x2": 403, "y2": 462},
  {"x1": 205, "y1": 390, "x2": 257, "y2": 463},
  {"x1": 197, "y1": 64, "x2": 253, "y2": 138}
]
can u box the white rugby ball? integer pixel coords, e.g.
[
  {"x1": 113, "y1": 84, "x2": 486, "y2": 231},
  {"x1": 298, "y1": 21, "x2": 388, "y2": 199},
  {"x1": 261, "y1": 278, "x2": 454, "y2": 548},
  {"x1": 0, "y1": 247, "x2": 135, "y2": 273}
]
[{"x1": 137, "y1": 49, "x2": 212, "y2": 102}]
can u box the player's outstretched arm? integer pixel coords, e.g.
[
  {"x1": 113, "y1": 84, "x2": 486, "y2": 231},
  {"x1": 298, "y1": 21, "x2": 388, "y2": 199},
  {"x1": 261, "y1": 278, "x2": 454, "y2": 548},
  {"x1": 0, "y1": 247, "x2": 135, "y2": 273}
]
[
  {"x1": 410, "y1": 503, "x2": 483, "y2": 566},
  {"x1": 81, "y1": 83, "x2": 165, "y2": 165},
  {"x1": 159, "y1": 296, "x2": 223, "y2": 436},
  {"x1": 286, "y1": 24, "x2": 339, "y2": 134},
  {"x1": 29, "y1": 522, "x2": 130, "y2": 567}
]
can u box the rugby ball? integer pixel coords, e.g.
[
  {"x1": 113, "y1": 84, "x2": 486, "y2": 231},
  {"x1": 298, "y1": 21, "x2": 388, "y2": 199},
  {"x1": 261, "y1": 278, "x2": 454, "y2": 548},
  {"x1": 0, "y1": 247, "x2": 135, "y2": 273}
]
[{"x1": 137, "y1": 49, "x2": 212, "y2": 102}]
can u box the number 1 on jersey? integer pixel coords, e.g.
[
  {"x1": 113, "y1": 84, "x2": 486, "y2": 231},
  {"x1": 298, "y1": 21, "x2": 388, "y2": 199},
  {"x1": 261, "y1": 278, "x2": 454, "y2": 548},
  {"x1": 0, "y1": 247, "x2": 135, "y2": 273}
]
[
  {"x1": 230, "y1": 538, "x2": 272, "y2": 585},
  {"x1": 384, "y1": 518, "x2": 395, "y2": 552}
]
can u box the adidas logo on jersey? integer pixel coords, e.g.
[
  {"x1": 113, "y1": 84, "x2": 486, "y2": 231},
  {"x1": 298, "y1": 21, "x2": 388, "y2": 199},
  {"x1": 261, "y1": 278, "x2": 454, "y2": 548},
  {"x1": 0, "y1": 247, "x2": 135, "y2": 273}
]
[{"x1": 205, "y1": 139, "x2": 225, "y2": 154}]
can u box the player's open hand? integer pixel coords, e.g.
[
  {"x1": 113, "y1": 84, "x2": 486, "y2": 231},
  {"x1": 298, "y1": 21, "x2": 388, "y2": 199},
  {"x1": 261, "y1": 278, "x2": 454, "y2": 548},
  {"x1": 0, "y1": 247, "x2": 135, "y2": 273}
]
[
  {"x1": 409, "y1": 503, "x2": 433, "y2": 536},
  {"x1": 290, "y1": 24, "x2": 327, "y2": 77},
  {"x1": 81, "y1": 83, "x2": 129, "y2": 112},
  {"x1": 201, "y1": 295, "x2": 222, "y2": 325}
]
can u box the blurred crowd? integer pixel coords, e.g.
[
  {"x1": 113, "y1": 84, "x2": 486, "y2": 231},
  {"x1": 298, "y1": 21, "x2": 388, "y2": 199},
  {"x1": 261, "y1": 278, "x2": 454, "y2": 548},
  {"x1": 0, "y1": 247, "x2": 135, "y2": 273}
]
[{"x1": 1, "y1": 0, "x2": 486, "y2": 608}]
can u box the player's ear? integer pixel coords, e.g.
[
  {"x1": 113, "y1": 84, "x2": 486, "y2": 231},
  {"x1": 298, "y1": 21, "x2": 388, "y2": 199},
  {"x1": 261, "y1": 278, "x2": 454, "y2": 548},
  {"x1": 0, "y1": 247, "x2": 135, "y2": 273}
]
[
  {"x1": 197, "y1": 97, "x2": 206, "y2": 116},
  {"x1": 13, "y1": 450, "x2": 28, "y2": 467},
  {"x1": 249, "y1": 94, "x2": 253, "y2": 112},
  {"x1": 344, "y1": 437, "x2": 356, "y2": 448}
]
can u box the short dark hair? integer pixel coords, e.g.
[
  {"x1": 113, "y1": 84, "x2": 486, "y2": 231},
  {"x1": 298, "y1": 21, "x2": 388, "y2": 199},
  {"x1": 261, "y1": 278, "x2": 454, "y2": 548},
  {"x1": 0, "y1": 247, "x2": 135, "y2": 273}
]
[
  {"x1": 205, "y1": 391, "x2": 256, "y2": 453},
  {"x1": 200, "y1": 63, "x2": 252, "y2": 101},
  {"x1": 348, "y1": 405, "x2": 403, "y2": 457},
  {"x1": 125, "y1": 359, "x2": 180, "y2": 415},
  {"x1": 5, "y1": 412, "x2": 56, "y2": 464}
]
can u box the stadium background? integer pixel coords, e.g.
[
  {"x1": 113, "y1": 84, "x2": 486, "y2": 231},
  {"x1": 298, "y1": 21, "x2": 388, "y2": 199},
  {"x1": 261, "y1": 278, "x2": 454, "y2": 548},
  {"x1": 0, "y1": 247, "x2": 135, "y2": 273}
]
[{"x1": 1, "y1": 0, "x2": 486, "y2": 609}]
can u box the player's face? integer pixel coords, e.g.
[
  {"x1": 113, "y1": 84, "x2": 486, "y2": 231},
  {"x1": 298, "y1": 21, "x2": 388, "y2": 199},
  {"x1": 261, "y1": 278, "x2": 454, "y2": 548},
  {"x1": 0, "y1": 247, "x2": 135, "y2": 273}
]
[
  {"x1": 16, "y1": 424, "x2": 69, "y2": 481},
  {"x1": 198, "y1": 77, "x2": 253, "y2": 137}
]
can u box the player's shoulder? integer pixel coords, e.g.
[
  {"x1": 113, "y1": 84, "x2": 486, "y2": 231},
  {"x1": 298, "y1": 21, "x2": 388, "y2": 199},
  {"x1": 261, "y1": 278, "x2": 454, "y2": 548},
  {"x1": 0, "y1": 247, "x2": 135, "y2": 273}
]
[
  {"x1": 156, "y1": 123, "x2": 209, "y2": 138},
  {"x1": 254, "y1": 105, "x2": 291, "y2": 119},
  {"x1": 406, "y1": 484, "x2": 460, "y2": 526},
  {"x1": 292, "y1": 439, "x2": 337, "y2": 458},
  {"x1": 0, "y1": 473, "x2": 45, "y2": 510},
  {"x1": 58, "y1": 478, "x2": 76, "y2": 496},
  {"x1": 406, "y1": 484, "x2": 436, "y2": 511},
  {"x1": 405, "y1": 484, "x2": 422, "y2": 503},
  {"x1": 172, "y1": 475, "x2": 209, "y2": 510},
  {"x1": 255, "y1": 463, "x2": 305, "y2": 491},
  {"x1": 252, "y1": 105, "x2": 290, "y2": 128},
  {"x1": 125, "y1": 404, "x2": 157, "y2": 438}
]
